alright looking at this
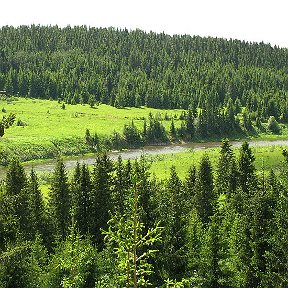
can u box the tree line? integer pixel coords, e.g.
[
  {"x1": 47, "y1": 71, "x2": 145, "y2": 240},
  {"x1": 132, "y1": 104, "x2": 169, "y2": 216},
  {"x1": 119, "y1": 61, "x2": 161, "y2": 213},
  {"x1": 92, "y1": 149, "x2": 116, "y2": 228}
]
[
  {"x1": 1, "y1": 141, "x2": 288, "y2": 287},
  {"x1": 0, "y1": 25, "x2": 287, "y2": 123}
]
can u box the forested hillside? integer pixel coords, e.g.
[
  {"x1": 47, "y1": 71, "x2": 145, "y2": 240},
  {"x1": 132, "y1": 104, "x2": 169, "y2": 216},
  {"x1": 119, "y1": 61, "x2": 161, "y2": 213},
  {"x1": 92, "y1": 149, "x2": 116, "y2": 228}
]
[
  {"x1": 1, "y1": 141, "x2": 288, "y2": 287},
  {"x1": 0, "y1": 25, "x2": 287, "y2": 123}
]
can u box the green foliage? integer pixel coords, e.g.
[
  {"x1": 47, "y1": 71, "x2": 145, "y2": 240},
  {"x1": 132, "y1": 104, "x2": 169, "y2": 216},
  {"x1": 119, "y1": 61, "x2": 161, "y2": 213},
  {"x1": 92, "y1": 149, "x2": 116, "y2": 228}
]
[
  {"x1": 123, "y1": 121, "x2": 142, "y2": 147},
  {"x1": 2, "y1": 141, "x2": 288, "y2": 286},
  {"x1": 267, "y1": 115, "x2": 281, "y2": 134},
  {"x1": 44, "y1": 226, "x2": 97, "y2": 288},
  {"x1": 0, "y1": 113, "x2": 16, "y2": 137},
  {"x1": 103, "y1": 177, "x2": 162, "y2": 287},
  {"x1": 49, "y1": 158, "x2": 71, "y2": 240},
  {"x1": 0, "y1": 26, "x2": 287, "y2": 118},
  {"x1": 91, "y1": 153, "x2": 114, "y2": 248},
  {"x1": 238, "y1": 142, "x2": 256, "y2": 196},
  {"x1": 195, "y1": 154, "x2": 215, "y2": 224}
]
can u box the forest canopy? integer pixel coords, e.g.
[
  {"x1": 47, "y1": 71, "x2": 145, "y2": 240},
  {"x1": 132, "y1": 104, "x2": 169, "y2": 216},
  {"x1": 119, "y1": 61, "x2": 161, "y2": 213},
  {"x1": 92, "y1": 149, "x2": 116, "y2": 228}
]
[{"x1": 0, "y1": 25, "x2": 287, "y2": 122}]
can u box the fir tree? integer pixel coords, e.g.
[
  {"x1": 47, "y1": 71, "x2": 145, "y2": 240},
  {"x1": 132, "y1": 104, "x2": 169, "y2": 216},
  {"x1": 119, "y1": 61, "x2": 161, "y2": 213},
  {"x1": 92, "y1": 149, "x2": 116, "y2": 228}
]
[
  {"x1": 27, "y1": 169, "x2": 46, "y2": 240},
  {"x1": 4, "y1": 158, "x2": 31, "y2": 241},
  {"x1": 238, "y1": 141, "x2": 257, "y2": 196},
  {"x1": 49, "y1": 158, "x2": 71, "y2": 240},
  {"x1": 91, "y1": 153, "x2": 113, "y2": 249},
  {"x1": 74, "y1": 164, "x2": 92, "y2": 235},
  {"x1": 216, "y1": 140, "x2": 238, "y2": 197},
  {"x1": 195, "y1": 154, "x2": 215, "y2": 224}
]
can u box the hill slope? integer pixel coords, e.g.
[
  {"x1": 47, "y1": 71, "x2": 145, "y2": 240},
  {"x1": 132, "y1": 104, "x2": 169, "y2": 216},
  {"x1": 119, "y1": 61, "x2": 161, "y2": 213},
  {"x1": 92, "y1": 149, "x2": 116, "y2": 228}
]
[{"x1": 0, "y1": 25, "x2": 287, "y2": 120}]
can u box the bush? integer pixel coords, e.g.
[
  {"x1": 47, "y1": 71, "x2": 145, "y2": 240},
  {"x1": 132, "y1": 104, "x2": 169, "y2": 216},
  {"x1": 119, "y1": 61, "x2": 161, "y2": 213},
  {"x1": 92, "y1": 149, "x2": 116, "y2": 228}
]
[{"x1": 267, "y1": 116, "x2": 281, "y2": 134}]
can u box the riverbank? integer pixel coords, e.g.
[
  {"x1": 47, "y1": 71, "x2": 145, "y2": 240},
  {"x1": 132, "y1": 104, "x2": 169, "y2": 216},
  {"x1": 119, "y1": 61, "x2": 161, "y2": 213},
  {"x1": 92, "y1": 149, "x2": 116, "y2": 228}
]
[
  {"x1": 1, "y1": 97, "x2": 288, "y2": 167},
  {"x1": 0, "y1": 138, "x2": 287, "y2": 181}
]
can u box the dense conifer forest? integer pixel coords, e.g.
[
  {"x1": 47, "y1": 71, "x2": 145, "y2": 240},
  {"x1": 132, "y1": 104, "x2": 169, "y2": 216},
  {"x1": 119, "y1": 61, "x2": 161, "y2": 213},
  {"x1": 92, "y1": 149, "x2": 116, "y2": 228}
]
[
  {"x1": 0, "y1": 25, "x2": 287, "y2": 122},
  {"x1": 1, "y1": 26, "x2": 288, "y2": 287},
  {"x1": 1, "y1": 141, "x2": 288, "y2": 287}
]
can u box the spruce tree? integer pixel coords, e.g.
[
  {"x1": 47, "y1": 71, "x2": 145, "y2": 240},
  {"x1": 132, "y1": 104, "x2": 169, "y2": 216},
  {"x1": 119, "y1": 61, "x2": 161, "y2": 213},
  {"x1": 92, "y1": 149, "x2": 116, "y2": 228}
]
[
  {"x1": 165, "y1": 166, "x2": 187, "y2": 279},
  {"x1": 49, "y1": 158, "x2": 71, "y2": 240},
  {"x1": 199, "y1": 215, "x2": 224, "y2": 288},
  {"x1": 184, "y1": 164, "x2": 197, "y2": 211},
  {"x1": 27, "y1": 169, "x2": 46, "y2": 240},
  {"x1": 4, "y1": 158, "x2": 31, "y2": 241},
  {"x1": 186, "y1": 109, "x2": 195, "y2": 139},
  {"x1": 112, "y1": 156, "x2": 129, "y2": 215},
  {"x1": 238, "y1": 141, "x2": 257, "y2": 196},
  {"x1": 91, "y1": 153, "x2": 113, "y2": 248},
  {"x1": 195, "y1": 154, "x2": 215, "y2": 224},
  {"x1": 103, "y1": 175, "x2": 162, "y2": 287},
  {"x1": 73, "y1": 164, "x2": 92, "y2": 235},
  {"x1": 6, "y1": 158, "x2": 27, "y2": 196},
  {"x1": 216, "y1": 140, "x2": 238, "y2": 197}
]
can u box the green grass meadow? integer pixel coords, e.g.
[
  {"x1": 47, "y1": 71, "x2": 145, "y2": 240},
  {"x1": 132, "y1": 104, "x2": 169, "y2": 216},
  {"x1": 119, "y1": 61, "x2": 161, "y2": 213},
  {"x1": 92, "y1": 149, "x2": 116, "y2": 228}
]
[
  {"x1": 0, "y1": 97, "x2": 183, "y2": 163},
  {"x1": 148, "y1": 145, "x2": 285, "y2": 180},
  {"x1": 0, "y1": 97, "x2": 287, "y2": 187},
  {"x1": 0, "y1": 97, "x2": 183, "y2": 144}
]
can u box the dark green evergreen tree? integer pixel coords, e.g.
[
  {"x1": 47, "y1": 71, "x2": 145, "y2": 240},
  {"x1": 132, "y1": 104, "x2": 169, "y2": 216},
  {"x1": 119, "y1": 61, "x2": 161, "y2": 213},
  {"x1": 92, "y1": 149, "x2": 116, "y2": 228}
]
[
  {"x1": 91, "y1": 153, "x2": 113, "y2": 249},
  {"x1": 216, "y1": 140, "x2": 238, "y2": 197},
  {"x1": 3, "y1": 158, "x2": 31, "y2": 241},
  {"x1": 199, "y1": 215, "x2": 224, "y2": 288},
  {"x1": 195, "y1": 154, "x2": 215, "y2": 224},
  {"x1": 112, "y1": 156, "x2": 129, "y2": 215},
  {"x1": 27, "y1": 169, "x2": 47, "y2": 241},
  {"x1": 49, "y1": 158, "x2": 71, "y2": 240},
  {"x1": 186, "y1": 109, "x2": 195, "y2": 139},
  {"x1": 73, "y1": 164, "x2": 92, "y2": 235},
  {"x1": 238, "y1": 141, "x2": 257, "y2": 196}
]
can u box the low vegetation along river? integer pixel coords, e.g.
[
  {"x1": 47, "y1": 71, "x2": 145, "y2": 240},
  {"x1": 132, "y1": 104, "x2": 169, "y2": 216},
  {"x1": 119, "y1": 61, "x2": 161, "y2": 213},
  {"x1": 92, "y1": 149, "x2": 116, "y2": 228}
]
[{"x1": 0, "y1": 139, "x2": 288, "y2": 179}]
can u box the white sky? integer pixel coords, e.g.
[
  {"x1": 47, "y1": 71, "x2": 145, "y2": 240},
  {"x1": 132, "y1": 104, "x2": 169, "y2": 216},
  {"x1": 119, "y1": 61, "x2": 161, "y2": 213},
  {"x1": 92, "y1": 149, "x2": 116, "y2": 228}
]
[{"x1": 1, "y1": 0, "x2": 288, "y2": 48}]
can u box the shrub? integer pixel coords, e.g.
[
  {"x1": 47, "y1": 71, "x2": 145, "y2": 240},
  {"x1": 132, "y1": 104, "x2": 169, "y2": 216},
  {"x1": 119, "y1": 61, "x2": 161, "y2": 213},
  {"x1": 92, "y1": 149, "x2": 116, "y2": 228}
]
[{"x1": 267, "y1": 116, "x2": 281, "y2": 134}]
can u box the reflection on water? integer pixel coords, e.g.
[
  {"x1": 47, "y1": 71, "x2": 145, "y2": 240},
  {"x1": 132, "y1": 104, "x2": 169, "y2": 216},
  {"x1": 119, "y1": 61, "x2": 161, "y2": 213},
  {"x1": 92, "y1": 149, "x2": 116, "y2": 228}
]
[{"x1": 0, "y1": 139, "x2": 287, "y2": 179}]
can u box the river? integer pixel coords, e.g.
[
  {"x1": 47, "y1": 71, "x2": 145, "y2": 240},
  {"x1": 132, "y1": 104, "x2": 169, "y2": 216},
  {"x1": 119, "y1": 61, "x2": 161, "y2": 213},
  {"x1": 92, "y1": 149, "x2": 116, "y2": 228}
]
[{"x1": 0, "y1": 139, "x2": 287, "y2": 179}]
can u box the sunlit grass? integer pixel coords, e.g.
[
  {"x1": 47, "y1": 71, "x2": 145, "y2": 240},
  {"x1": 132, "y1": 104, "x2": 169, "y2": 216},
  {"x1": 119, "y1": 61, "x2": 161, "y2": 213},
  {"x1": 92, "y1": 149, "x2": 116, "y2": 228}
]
[
  {"x1": 148, "y1": 145, "x2": 285, "y2": 180},
  {"x1": 0, "y1": 97, "x2": 183, "y2": 144}
]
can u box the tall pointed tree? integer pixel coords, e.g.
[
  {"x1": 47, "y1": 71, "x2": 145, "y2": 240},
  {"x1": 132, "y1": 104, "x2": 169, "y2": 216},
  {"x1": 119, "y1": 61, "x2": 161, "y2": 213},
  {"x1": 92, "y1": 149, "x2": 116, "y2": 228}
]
[
  {"x1": 73, "y1": 164, "x2": 92, "y2": 235},
  {"x1": 195, "y1": 154, "x2": 215, "y2": 224},
  {"x1": 238, "y1": 141, "x2": 257, "y2": 196},
  {"x1": 27, "y1": 169, "x2": 46, "y2": 240},
  {"x1": 49, "y1": 158, "x2": 71, "y2": 240},
  {"x1": 91, "y1": 153, "x2": 113, "y2": 249},
  {"x1": 4, "y1": 158, "x2": 31, "y2": 241},
  {"x1": 216, "y1": 140, "x2": 238, "y2": 197}
]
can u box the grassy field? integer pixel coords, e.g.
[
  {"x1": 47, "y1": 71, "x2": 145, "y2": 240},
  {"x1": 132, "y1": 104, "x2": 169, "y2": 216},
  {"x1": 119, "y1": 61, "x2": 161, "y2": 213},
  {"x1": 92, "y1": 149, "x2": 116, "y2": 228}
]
[
  {"x1": 33, "y1": 144, "x2": 286, "y2": 200},
  {"x1": 0, "y1": 97, "x2": 183, "y2": 163},
  {"x1": 0, "y1": 97, "x2": 183, "y2": 143},
  {"x1": 1, "y1": 96, "x2": 288, "y2": 166},
  {"x1": 148, "y1": 145, "x2": 285, "y2": 180}
]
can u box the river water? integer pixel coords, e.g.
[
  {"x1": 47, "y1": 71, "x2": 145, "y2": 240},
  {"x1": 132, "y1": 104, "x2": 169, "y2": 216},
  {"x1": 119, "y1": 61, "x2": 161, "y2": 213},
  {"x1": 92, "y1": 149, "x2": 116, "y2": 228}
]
[{"x1": 0, "y1": 139, "x2": 287, "y2": 179}]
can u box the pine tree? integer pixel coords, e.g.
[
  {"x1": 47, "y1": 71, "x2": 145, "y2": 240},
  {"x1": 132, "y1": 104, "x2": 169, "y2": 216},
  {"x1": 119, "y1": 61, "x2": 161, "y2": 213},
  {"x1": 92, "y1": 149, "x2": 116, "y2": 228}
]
[
  {"x1": 195, "y1": 154, "x2": 215, "y2": 224},
  {"x1": 216, "y1": 140, "x2": 238, "y2": 197},
  {"x1": 49, "y1": 158, "x2": 71, "y2": 240},
  {"x1": 4, "y1": 158, "x2": 31, "y2": 241},
  {"x1": 27, "y1": 169, "x2": 46, "y2": 240},
  {"x1": 91, "y1": 153, "x2": 113, "y2": 249},
  {"x1": 74, "y1": 164, "x2": 92, "y2": 235},
  {"x1": 238, "y1": 141, "x2": 257, "y2": 196}
]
